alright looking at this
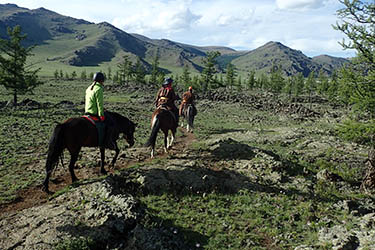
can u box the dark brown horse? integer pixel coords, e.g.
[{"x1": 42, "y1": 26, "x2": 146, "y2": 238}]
[
  {"x1": 42, "y1": 111, "x2": 136, "y2": 193},
  {"x1": 180, "y1": 104, "x2": 196, "y2": 133},
  {"x1": 144, "y1": 107, "x2": 178, "y2": 158}
]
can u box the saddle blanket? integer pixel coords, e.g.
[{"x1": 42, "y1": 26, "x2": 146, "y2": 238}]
[{"x1": 82, "y1": 115, "x2": 105, "y2": 146}]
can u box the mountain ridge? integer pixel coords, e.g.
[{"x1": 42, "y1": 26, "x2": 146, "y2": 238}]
[{"x1": 0, "y1": 4, "x2": 349, "y2": 76}]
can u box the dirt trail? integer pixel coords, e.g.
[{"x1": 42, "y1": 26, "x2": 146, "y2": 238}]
[{"x1": 0, "y1": 128, "x2": 196, "y2": 214}]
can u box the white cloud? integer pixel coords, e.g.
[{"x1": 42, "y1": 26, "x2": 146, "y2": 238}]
[
  {"x1": 112, "y1": 0, "x2": 200, "y2": 35},
  {"x1": 276, "y1": 0, "x2": 326, "y2": 10},
  {"x1": 0, "y1": 0, "x2": 355, "y2": 57}
]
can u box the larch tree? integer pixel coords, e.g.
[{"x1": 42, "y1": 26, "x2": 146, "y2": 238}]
[
  {"x1": 333, "y1": 0, "x2": 375, "y2": 117},
  {"x1": 201, "y1": 51, "x2": 221, "y2": 91},
  {"x1": 0, "y1": 25, "x2": 43, "y2": 105},
  {"x1": 334, "y1": 0, "x2": 375, "y2": 191}
]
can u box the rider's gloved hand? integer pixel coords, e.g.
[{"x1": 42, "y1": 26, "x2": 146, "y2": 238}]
[{"x1": 100, "y1": 116, "x2": 105, "y2": 121}]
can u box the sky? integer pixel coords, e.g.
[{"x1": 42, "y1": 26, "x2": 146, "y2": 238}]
[{"x1": 0, "y1": 0, "x2": 357, "y2": 58}]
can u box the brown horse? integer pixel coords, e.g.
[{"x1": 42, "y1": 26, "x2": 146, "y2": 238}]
[
  {"x1": 144, "y1": 107, "x2": 178, "y2": 158},
  {"x1": 42, "y1": 111, "x2": 136, "y2": 193}
]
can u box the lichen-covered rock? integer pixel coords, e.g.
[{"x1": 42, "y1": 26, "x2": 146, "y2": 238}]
[
  {"x1": 318, "y1": 213, "x2": 375, "y2": 249},
  {"x1": 0, "y1": 175, "x2": 142, "y2": 250},
  {"x1": 126, "y1": 225, "x2": 191, "y2": 250}
]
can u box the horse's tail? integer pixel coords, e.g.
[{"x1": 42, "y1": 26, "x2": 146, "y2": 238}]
[
  {"x1": 144, "y1": 114, "x2": 160, "y2": 147},
  {"x1": 45, "y1": 123, "x2": 65, "y2": 174}
]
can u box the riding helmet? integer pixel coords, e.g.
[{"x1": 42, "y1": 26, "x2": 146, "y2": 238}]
[
  {"x1": 93, "y1": 72, "x2": 105, "y2": 82},
  {"x1": 162, "y1": 77, "x2": 173, "y2": 86}
]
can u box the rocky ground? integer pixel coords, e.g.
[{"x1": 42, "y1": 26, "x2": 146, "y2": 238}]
[{"x1": 1, "y1": 88, "x2": 375, "y2": 249}]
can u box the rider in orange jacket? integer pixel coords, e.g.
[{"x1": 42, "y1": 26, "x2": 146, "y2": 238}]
[{"x1": 179, "y1": 86, "x2": 196, "y2": 117}]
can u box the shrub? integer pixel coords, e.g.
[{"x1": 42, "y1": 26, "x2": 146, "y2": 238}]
[{"x1": 337, "y1": 119, "x2": 375, "y2": 145}]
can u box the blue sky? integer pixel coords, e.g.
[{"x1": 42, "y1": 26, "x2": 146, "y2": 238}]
[{"x1": 0, "y1": 0, "x2": 357, "y2": 58}]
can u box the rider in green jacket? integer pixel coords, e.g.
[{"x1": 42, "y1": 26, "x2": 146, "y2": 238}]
[{"x1": 85, "y1": 72, "x2": 116, "y2": 149}]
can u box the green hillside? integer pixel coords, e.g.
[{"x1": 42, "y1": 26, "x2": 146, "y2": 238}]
[
  {"x1": 0, "y1": 4, "x2": 208, "y2": 76},
  {"x1": 312, "y1": 54, "x2": 350, "y2": 73},
  {"x1": 232, "y1": 42, "x2": 320, "y2": 77},
  {"x1": 0, "y1": 4, "x2": 349, "y2": 77}
]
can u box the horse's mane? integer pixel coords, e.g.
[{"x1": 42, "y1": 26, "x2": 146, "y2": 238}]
[{"x1": 107, "y1": 111, "x2": 134, "y2": 128}]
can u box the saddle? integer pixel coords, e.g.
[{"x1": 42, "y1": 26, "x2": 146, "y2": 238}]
[
  {"x1": 157, "y1": 104, "x2": 177, "y2": 123},
  {"x1": 82, "y1": 115, "x2": 105, "y2": 146}
]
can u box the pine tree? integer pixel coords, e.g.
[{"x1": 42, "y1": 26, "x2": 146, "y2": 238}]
[
  {"x1": 246, "y1": 71, "x2": 256, "y2": 89},
  {"x1": 181, "y1": 65, "x2": 191, "y2": 89},
  {"x1": 107, "y1": 67, "x2": 112, "y2": 81},
  {"x1": 258, "y1": 73, "x2": 269, "y2": 90},
  {"x1": 134, "y1": 57, "x2": 146, "y2": 84},
  {"x1": 201, "y1": 51, "x2": 221, "y2": 91},
  {"x1": 53, "y1": 69, "x2": 59, "y2": 79},
  {"x1": 150, "y1": 52, "x2": 161, "y2": 86},
  {"x1": 0, "y1": 25, "x2": 43, "y2": 105},
  {"x1": 117, "y1": 55, "x2": 133, "y2": 85},
  {"x1": 236, "y1": 75, "x2": 242, "y2": 90},
  {"x1": 327, "y1": 71, "x2": 339, "y2": 100},
  {"x1": 292, "y1": 72, "x2": 305, "y2": 97},
  {"x1": 283, "y1": 76, "x2": 293, "y2": 99},
  {"x1": 219, "y1": 74, "x2": 224, "y2": 87},
  {"x1": 305, "y1": 72, "x2": 316, "y2": 109},
  {"x1": 269, "y1": 64, "x2": 285, "y2": 93},
  {"x1": 316, "y1": 69, "x2": 329, "y2": 95},
  {"x1": 334, "y1": 0, "x2": 375, "y2": 190},
  {"x1": 71, "y1": 71, "x2": 77, "y2": 80},
  {"x1": 334, "y1": 0, "x2": 375, "y2": 117},
  {"x1": 225, "y1": 63, "x2": 235, "y2": 89},
  {"x1": 80, "y1": 70, "x2": 87, "y2": 80}
]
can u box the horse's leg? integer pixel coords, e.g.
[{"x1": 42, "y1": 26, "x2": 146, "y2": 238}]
[
  {"x1": 186, "y1": 107, "x2": 192, "y2": 132},
  {"x1": 151, "y1": 147, "x2": 155, "y2": 158},
  {"x1": 164, "y1": 130, "x2": 169, "y2": 153},
  {"x1": 42, "y1": 170, "x2": 52, "y2": 194},
  {"x1": 169, "y1": 128, "x2": 176, "y2": 149},
  {"x1": 110, "y1": 142, "x2": 120, "y2": 167},
  {"x1": 68, "y1": 151, "x2": 79, "y2": 183},
  {"x1": 100, "y1": 147, "x2": 107, "y2": 175},
  {"x1": 190, "y1": 115, "x2": 195, "y2": 133}
]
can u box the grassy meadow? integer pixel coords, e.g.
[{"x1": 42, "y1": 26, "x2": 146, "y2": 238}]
[{"x1": 0, "y1": 78, "x2": 373, "y2": 249}]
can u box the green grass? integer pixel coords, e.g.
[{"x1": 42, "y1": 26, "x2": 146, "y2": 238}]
[
  {"x1": 141, "y1": 190, "x2": 338, "y2": 249},
  {"x1": 0, "y1": 79, "x2": 372, "y2": 249}
]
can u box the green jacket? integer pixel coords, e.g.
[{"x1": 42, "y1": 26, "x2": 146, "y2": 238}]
[{"x1": 85, "y1": 82, "x2": 104, "y2": 117}]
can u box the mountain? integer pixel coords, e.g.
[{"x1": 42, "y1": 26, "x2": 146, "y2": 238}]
[
  {"x1": 312, "y1": 54, "x2": 349, "y2": 73},
  {"x1": 0, "y1": 4, "x2": 349, "y2": 76},
  {"x1": 0, "y1": 4, "x2": 148, "y2": 66},
  {"x1": 0, "y1": 3, "x2": 207, "y2": 72},
  {"x1": 230, "y1": 41, "x2": 349, "y2": 77}
]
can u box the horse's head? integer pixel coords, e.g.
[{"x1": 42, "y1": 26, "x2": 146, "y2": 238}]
[
  {"x1": 124, "y1": 121, "x2": 136, "y2": 147},
  {"x1": 108, "y1": 111, "x2": 136, "y2": 147}
]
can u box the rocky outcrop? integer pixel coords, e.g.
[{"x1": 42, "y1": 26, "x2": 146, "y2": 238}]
[
  {"x1": 202, "y1": 89, "x2": 322, "y2": 119},
  {"x1": 0, "y1": 176, "x2": 142, "y2": 249}
]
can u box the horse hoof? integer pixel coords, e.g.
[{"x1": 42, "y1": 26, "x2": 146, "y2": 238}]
[{"x1": 42, "y1": 186, "x2": 53, "y2": 195}]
